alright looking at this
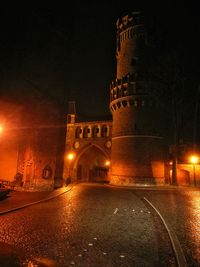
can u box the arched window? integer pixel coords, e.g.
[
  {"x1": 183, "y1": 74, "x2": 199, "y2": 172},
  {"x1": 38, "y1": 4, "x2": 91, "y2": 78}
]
[
  {"x1": 87, "y1": 126, "x2": 92, "y2": 138},
  {"x1": 117, "y1": 102, "x2": 121, "y2": 109},
  {"x1": 122, "y1": 100, "x2": 127, "y2": 107},
  {"x1": 113, "y1": 88, "x2": 117, "y2": 99},
  {"x1": 75, "y1": 127, "x2": 83, "y2": 138},
  {"x1": 129, "y1": 100, "x2": 134, "y2": 106},
  {"x1": 110, "y1": 90, "x2": 113, "y2": 101},
  {"x1": 113, "y1": 104, "x2": 117, "y2": 110},
  {"x1": 42, "y1": 165, "x2": 52, "y2": 179},
  {"x1": 83, "y1": 126, "x2": 88, "y2": 138},
  {"x1": 102, "y1": 125, "x2": 109, "y2": 137},
  {"x1": 122, "y1": 87, "x2": 128, "y2": 96},
  {"x1": 93, "y1": 126, "x2": 100, "y2": 138}
]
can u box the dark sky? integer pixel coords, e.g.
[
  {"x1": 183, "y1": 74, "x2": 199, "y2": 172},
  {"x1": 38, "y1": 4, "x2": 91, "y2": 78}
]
[{"x1": 0, "y1": 1, "x2": 200, "y2": 119}]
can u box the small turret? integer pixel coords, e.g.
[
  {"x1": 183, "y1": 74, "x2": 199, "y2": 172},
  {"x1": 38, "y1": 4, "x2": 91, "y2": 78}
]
[{"x1": 67, "y1": 101, "x2": 77, "y2": 124}]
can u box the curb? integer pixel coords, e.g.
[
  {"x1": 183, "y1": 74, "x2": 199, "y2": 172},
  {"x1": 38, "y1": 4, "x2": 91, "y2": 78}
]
[
  {"x1": 0, "y1": 184, "x2": 74, "y2": 216},
  {"x1": 105, "y1": 183, "x2": 196, "y2": 190}
]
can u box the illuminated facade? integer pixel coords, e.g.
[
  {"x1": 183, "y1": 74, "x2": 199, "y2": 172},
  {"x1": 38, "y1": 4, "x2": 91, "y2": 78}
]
[
  {"x1": 2, "y1": 12, "x2": 198, "y2": 190},
  {"x1": 109, "y1": 12, "x2": 167, "y2": 185},
  {"x1": 0, "y1": 93, "x2": 65, "y2": 191},
  {"x1": 64, "y1": 12, "x2": 167, "y2": 185},
  {"x1": 63, "y1": 102, "x2": 112, "y2": 183}
]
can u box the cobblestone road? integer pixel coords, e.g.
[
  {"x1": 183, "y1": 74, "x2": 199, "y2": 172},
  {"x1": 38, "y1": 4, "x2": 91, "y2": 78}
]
[
  {"x1": 0, "y1": 183, "x2": 159, "y2": 267},
  {"x1": 134, "y1": 186, "x2": 200, "y2": 267},
  {"x1": 0, "y1": 183, "x2": 199, "y2": 266}
]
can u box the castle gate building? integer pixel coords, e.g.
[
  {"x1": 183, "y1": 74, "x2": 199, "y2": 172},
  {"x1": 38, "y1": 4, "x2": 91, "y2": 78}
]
[
  {"x1": 63, "y1": 102, "x2": 112, "y2": 183},
  {"x1": 109, "y1": 12, "x2": 167, "y2": 185}
]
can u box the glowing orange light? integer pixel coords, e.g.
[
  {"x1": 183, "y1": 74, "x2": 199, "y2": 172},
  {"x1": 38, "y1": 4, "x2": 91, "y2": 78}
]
[
  {"x1": 190, "y1": 155, "x2": 199, "y2": 164},
  {"x1": 67, "y1": 153, "x2": 75, "y2": 161},
  {"x1": 105, "y1": 160, "x2": 110, "y2": 166},
  {"x1": 0, "y1": 125, "x2": 3, "y2": 134}
]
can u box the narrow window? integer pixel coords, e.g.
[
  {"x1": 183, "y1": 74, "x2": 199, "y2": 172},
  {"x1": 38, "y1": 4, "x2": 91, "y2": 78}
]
[
  {"x1": 83, "y1": 127, "x2": 88, "y2": 138},
  {"x1": 129, "y1": 100, "x2": 134, "y2": 106},
  {"x1": 122, "y1": 100, "x2": 127, "y2": 107},
  {"x1": 131, "y1": 58, "x2": 137, "y2": 66},
  {"x1": 117, "y1": 102, "x2": 121, "y2": 108}
]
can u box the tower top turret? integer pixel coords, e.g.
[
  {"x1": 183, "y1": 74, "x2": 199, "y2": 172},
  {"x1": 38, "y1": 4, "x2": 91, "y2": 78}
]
[
  {"x1": 68, "y1": 101, "x2": 76, "y2": 115},
  {"x1": 116, "y1": 11, "x2": 144, "y2": 33},
  {"x1": 115, "y1": 11, "x2": 146, "y2": 79},
  {"x1": 67, "y1": 101, "x2": 77, "y2": 124}
]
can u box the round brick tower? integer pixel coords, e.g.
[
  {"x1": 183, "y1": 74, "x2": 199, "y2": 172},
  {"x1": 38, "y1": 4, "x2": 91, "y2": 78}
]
[{"x1": 109, "y1": 12, "x2": 167, "y2": 185}]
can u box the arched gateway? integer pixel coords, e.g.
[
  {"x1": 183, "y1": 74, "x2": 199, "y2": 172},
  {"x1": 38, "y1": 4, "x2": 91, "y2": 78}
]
[{"x1": 75, "y1": 144, "x2": 110, "y2": 182}]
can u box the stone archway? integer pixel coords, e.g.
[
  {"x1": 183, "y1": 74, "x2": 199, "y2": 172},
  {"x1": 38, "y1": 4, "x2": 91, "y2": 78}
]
[{"x1": 75, "y1": 145, "x2": 110, "y2": 183}]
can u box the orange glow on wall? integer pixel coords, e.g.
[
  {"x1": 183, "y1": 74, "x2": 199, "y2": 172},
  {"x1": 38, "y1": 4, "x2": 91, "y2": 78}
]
[
  {"x1": 190, "y1": 155, "x2": 199, "y2": 164},
  {"x1": 0, "y1": 125, "x2": 3, "y2": 134},
  {"x1": 67, "y1": 152, "x2": 75, "y2": 161},
  {"x1": 105, "y1": 160, "x2": 110, "y2": 166}
]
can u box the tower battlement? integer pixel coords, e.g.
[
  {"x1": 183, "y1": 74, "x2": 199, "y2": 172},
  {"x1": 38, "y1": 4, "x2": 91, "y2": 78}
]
[
  {"x1": 110, "y1": 72, "x2": 148, "y2": 89},
  {"x1": 116, "y1": 12, "x2": 143, "y2": 32},
  {"x1": 116, "y1": 12, "x2": 146, "y2": 79}
]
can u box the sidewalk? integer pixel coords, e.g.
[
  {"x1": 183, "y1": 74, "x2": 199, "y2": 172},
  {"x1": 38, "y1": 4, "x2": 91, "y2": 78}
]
[
  {"x1": 0, "y1": 185, "x2": 74, "y2": 266},
  {"x1": 0, "y1": 184, "x2": 73, "y2": 215}
]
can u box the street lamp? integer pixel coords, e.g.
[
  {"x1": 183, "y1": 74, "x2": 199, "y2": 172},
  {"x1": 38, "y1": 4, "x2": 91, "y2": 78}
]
[
  {"x1": 66, "y1": 152, "x2": 75, "y2": 185},
  {"x1": 105, "y1": 160, "x2": 110, "y2": 167},
  {"x1": 0, "y1": 125, "x2": 3, "y2": 134},
  {"x1": 67, "y1": 152, "x2": 75, "y2": 161},
  {"x1": 190, "y1": 155, "x2": 199, "y2": 186}
]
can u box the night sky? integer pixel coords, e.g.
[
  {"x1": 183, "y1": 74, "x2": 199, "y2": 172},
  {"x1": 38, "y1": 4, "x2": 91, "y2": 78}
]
[{"x1": 0, "y1": 1, "x2": 200, "y2": 122}]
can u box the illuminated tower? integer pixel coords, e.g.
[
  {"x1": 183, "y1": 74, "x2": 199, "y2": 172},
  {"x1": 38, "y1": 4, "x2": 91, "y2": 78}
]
[{"x1": 109, "y1": 12, "x2": 167, "y2": 185}]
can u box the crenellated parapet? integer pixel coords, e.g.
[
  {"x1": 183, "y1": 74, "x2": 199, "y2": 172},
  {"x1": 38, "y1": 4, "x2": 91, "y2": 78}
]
[
  {"x1": 116, "y1": 12, "x2": 145, "y2": 55},
  {"x1": 116, "y1": 12, "x2": 144, "y2": 32},
  {"x1": 110, "y1": 72, "x2": 147, "y2": 89},
  {"x1": 110, "y1": 95, "x2": 156, "y2": 113},
  {"x1": 109, "y1": 73, "x2": 149, "y2": 108}
]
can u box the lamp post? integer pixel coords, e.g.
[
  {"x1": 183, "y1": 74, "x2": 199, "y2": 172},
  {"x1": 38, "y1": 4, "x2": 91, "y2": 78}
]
[
  {"x1": 190, "y1": 155, "x2": 199, "y2": 186},
  {"x1": 66, "y1": 152, "x2": 75, "y2": 185}
]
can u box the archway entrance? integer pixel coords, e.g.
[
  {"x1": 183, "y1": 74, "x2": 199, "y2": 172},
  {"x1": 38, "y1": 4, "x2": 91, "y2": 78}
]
[{"x1": 76, "y1": 145, "x2": 109, "y2": 182}]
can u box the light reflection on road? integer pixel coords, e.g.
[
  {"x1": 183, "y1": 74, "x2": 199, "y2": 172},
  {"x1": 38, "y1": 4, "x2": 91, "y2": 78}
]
[
  {"x1": 187, "y1": 191, "x2": 200, "y2": 264},
  {"x1": 140, "y1": 188, "x2": 200, "y2": 267}
]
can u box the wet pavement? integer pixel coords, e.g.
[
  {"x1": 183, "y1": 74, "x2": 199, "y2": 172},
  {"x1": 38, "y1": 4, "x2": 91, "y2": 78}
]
[
  {"x1": 133, "y1": 186, "x2": 200, "y2": 267},
  {"x1": 0, "y1": 186, "x2": 71, "y2": 214},
  {"x1": 0, "y1": 183, "x2": 160, "y2": 266},
  {"x1": 0, "y1": 183, "x2": 199, "y2": 266}
]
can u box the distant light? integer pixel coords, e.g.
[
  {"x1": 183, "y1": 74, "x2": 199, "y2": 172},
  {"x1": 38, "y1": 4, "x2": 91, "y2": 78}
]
[
  {"x1": 190, "y1": 155, "x2": 199, "y2": 164},
  {"x1": 105, "y1": 160, "x2": 110, "y2": 166},
  {"x1": 67, "y1": 153, "x2": 75, "y2": 161},
  {"x1": 0, "y1": 125, "x2": 3, "y2": 134}
]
